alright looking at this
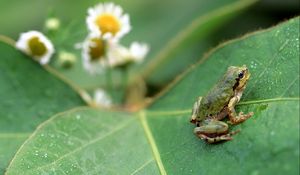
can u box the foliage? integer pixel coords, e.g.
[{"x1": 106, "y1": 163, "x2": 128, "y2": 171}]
[{"x1": 0, "y1": 0, "x2": 299, "y2": 174}]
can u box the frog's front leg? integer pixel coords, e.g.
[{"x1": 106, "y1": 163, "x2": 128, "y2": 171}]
[
  {"x1": 190, "y1": 97, "x2": 202, "y2": 124},
  {"x1": 227, "y1": 89, "x2": 253, "y2": 124},
  {"x1": 194, "y1": 120, "x2": 239, "y2": 143}
]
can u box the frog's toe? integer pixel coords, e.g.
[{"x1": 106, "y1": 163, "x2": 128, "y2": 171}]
[
  {"x1": 229, "y1": 129, "x2": 240, "y2": 136},
  {"x1": 239, "y1": 111, "x2": 255, "y2": 118},
  {"x1": 229, "y1": 111, "x2": 254, "y2": 124},
  {"x1": 219, "y1": 135, "x2": 233, "y2": 141}
]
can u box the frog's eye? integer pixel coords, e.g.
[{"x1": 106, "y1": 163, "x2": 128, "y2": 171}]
[{"x1": 238, "y1": 72, "x2": 244, "y2": 79}]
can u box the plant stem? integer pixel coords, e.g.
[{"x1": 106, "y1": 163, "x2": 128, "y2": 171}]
[
  {"x1": 120, "y1": 65, "x2": 129, "y2": 103},
  {"x1": 105, "y1": 67, "x2": 114, "y2": 99},
  {"x1": 122, "y1": 66, "x2": 129, "y2": 89},
  {"x1": 103, "y1": 39, "x2": 115, "y2": 101}
]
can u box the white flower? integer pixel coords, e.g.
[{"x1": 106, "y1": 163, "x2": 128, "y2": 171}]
[
  {"x1": 82, "y1": 33, "x2": 108, "y2": 74},
  {"x1": 15, "y1": 31, "x2": 54, "y2": 64},
  {"x1": 86, "y1": 2, "x2": 131, "y2": 41},
  {"x1": 45, "y1": 17, "x2": 60, "y2": 31},
  {"x1": 108, "y1": 42, "x2": 149, "y2": 67},
  {"x1": 93, "y1": 89, "x2": 112, "y2": 107},
  {"x1": 129, "y1": 42, "x2": 149, "y2": 63}
]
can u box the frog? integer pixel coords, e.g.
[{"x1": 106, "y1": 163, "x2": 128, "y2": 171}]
[{"x1": 190, "y1": 65, "x2": 254, "y2": 143}]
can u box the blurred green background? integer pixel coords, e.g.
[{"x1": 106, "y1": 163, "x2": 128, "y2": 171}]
[
  {"x1": 0, "y1": 0, "x2": 298, "y2": 40},
  {"x1": 0, "y1": 0, "x2": 298, "y2": 97}
]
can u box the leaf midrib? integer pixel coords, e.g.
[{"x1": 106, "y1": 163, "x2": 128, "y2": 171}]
[
  {"x1": 138, "y1": 111, "x2": 167, "y2": 175},
  {"x1": 145, "y1": 97, "x2": 300, "y2": 116}
]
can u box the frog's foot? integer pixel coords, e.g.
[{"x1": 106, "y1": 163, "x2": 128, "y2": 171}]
[
  {"x1": 196, "y1": 131, "x2": 239, "y2": 144},
  {"x1": 228, "y1": 111, "x2": 254, "y2": 124}
]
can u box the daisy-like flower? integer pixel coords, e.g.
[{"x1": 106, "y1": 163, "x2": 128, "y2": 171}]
[
  {"x1": 86, "y1": 2, "x2": 131, "y2": 41},
  {"x1": 108, "y1": 42, "x2": 149, "y2": 68},
  {"x1": 93, "y1": 88, "x2": 112, "y2": 107},
  {"x1": 82, "y1": 32, "x2": 108, "y2": 74},
  {"x1": 15, "y1": 31, "x2": 54, "y2": 64}
]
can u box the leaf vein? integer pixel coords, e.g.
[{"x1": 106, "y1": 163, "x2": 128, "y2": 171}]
[
  {"x1": 139, "y1": 111, "x2": 167, "y2": 175},
  {"x1": 280, "y1": 75, "x2": 299, "y2": 97},
  {"x1": 146, "y1": 97, "x2": 299, "y2": 116},
  {"x1": 130, "y1": 158, "x2": 154, "y2": 175}
]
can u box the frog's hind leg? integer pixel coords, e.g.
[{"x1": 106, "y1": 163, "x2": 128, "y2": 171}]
[
  {"x1": 194, "y1": 120, "x2": 239, "y2": 143},
  {"x1": 197, "y1": 131, "x2": 239, "y2": 144},
  {"x1": 190, "y1": 97, "x2": 202, "y2": 124},
  {"x1": 227, "y1": 90, "x2": 254, "y2": 124}
]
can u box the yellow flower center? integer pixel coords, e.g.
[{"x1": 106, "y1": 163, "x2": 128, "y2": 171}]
[
  {"x1": 96, "y1": 14, "x2": 120, "y2": 36},
  {"x1": 28, "y1": 37, "x2": 47, "y2": 56},
  {"x1": 89, "y1": 38, "x2": 105, "y2": 61}
]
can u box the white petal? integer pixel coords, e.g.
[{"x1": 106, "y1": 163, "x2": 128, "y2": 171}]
[
  {"x1": 93, "y1": 89, "x2": 112, "y2": 107},
  {"x1": 114, "y1": 5, "x2": 123, "y2": 18},
  {"x1": 130, "y1": 42, "x2": 149, "y2": 63}
]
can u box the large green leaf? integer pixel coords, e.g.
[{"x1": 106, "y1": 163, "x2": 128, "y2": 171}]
[
  {"x1": 0, "y1": 39, "x2": 85, "y2": 173},
  {"x1": 6, "y1": 108, "x2": 160, "y2": 175},
  {"x1": 146, "y1": 17, "x2": 300, "y2": 174},
  {"x1": 6, "y1": 17, "x2": 299, "y2": 174}
]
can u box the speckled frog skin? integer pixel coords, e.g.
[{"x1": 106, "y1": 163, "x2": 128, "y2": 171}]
[{"x1": 190, "y1": 65, "x2": 254, "y2": 143}]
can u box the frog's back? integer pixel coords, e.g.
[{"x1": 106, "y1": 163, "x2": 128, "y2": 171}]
[{"x1": 198, "y1": 75, "x2": 235, "y2": 120}]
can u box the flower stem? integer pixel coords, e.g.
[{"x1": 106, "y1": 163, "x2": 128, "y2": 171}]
[
  {"x1": 104, "y1": 39, "x2": 115, "y2": 102},
  {"x1": 105, "y1": 67, "x2": 114, "y2": 100},
  {"x1": 122, "y1": 66, "x2": 129, "y2": 89},
  {"x1": 120, "y1": 65, "x2": 130, "y2": 104}
]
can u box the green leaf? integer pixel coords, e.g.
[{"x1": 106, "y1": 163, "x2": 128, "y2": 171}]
[
  {"x1": 6, "y1": 108, "x2": 160, "y2": 175},
  {"x1": 139, "y1": 0, "x2": 258, "y2": 86},
  {"x1": 6, "y1": 17, "x2": 299, "y2": 174},
  {"x1": 146, "y1": 17, "x2": 300, "y2": 174},
  {"x1": 0, "y1": 39, "x2": 85, "y2": 173}
]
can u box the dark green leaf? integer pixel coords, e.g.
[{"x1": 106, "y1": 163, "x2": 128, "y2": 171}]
[{"x1": 0, "y1": 39, "x2": 85, "y2": 173}]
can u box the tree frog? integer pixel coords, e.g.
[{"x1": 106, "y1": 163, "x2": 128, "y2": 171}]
[{"x1": 190, "y1": 65, "x2": 254, "y2": 143}]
